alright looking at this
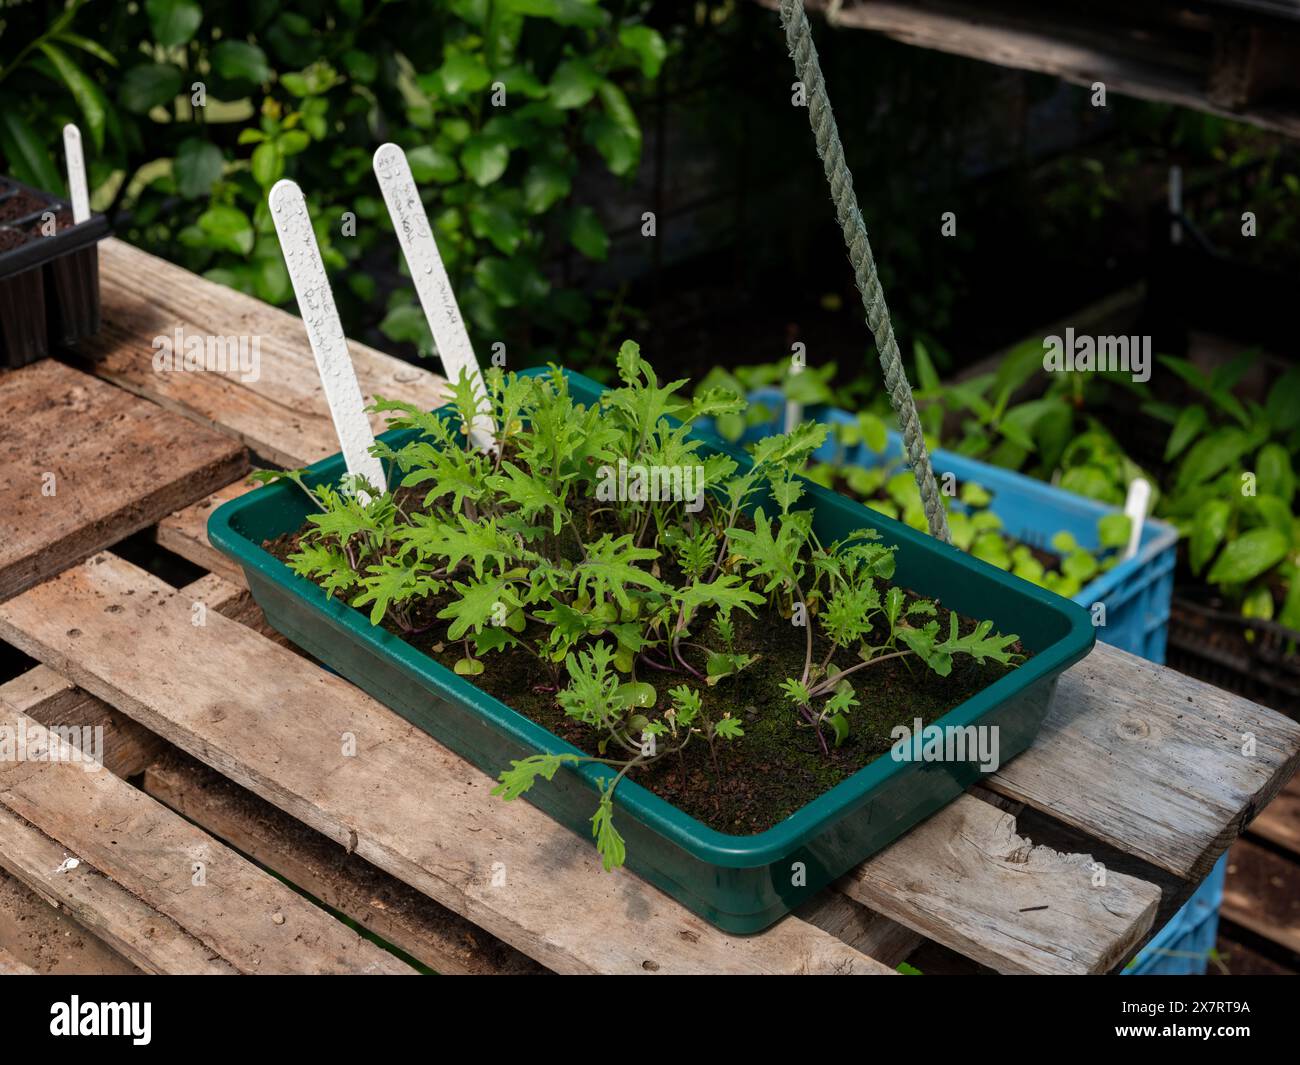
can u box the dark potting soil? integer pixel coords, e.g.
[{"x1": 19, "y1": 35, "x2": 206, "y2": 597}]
[
  {"x1": 0, "y1": 209, "x2": 76, "y2": 255},
  {"x1": 264, "y1": 492, "x2": 1026, "y2": 836},
  {"x1": 0, "y1": 190, "x2": 44, "y2": 224}
]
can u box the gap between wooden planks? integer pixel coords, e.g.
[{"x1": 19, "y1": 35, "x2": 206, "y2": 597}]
[
  {"x1": 0, "y1": 866, "x2": 139, "y2": 975},
  {"x1": 0, "y1": 701, "x2": 414, "y2": 975},
  {"x1": 3, "y1": 649, "x2": 541, "y2": 976},
  {"x1": 159, "y1": 483, "x2": 1300, "y2": 888},
  {"x1": 0, "y1": 553, "x2": 1165, "y2": 974},
  {"x1": 0, "y1": 805, "x2": 235, "y2": 975}
]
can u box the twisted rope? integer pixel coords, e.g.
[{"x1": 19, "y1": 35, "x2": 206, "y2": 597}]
[{"x1": 778, "y1": 0, "x2": 951, "y2": 543}]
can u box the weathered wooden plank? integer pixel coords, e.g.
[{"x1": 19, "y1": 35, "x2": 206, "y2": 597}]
[
  {"x1": 986, "y1": 643, "x2": 1300, "y2": 881},
  {"x1": 0, "y1": 866, "x2": 140, "y2": 975},
  {"x1": 143, "y1": 750, "x2": 545, "y2": 975},
  {"x1": 0, "y1": 554, "x2": 893, "y2": 975},
  {"x1": 1222, "y1": 838, "x2": 1300, "y2": 954},
  {"x1": 1, "y1": 665, "x2": 165, "y2": 779},
  {"x1": 838, "y1": 796, "x2": 1161, "y2": 975},
  {"x1": 0, "y1": 704, "x2": 414, "y2": 975},
  {"x1": 81, "y1": 238, "x2": 448, "y2": 469},
  {"x1": 0, "y1": 360, "x2": 248, "y2": 603},
  {"x1": 1247, "y1": 775, "x2": 1300, "y2": 859},
  {"x1": 0, "y1": 804, "x2": 236, "y2": 975}
]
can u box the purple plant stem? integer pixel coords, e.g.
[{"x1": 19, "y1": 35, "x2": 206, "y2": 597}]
[{"x1": 798, "y1": 704, "x2": 829, "y2": 756}]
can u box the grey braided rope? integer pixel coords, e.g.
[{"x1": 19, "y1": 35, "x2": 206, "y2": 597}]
[{"x1": 779, "y1": 0, "x2": 951, "y2": 543}]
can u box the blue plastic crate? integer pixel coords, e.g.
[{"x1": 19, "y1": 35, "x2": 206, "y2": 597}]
[
  {"x1": 1125, "y1": 854, "x2": 1228, "y2": 976},
  {"x1": 701, "y1": 390, "x2": 1178, "y2": 663}
]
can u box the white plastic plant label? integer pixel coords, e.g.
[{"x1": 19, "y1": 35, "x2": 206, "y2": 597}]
[
  {"x1": 269, "y1": 178, "x2": 387, "y2": 497},
  {"x1": 62, "y1": 124, "x2": 90, "y2": 224},
  {"x1": 373, "y1": 142, "x2": 495, "y2": 452}
]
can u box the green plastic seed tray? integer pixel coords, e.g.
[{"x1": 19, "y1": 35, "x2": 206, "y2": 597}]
[{"x1": 209, "y1": 368, "x2": 1095, "y2": 933}]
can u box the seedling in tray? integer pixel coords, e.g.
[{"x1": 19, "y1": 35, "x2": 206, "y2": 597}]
[{"x1": 258, "y1": 344, "x2": 1023, "y2": 872}]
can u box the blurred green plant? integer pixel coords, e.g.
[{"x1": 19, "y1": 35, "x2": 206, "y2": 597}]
[
  {"x1": 0, "y1": 0, "x2": 667, "y2": 364},
  {"x1": 1151, "y1": 355, "x2": 1300, "y2": 629},
  {"x1": 804, "y1": 437, "x2": 1132, "y2": 601},
  {"x1": 910, "y1": 335, "x2": 1155, "y2": 509}
]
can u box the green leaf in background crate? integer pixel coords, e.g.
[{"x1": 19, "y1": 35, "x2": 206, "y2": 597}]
[
  {"x1": 191, "y1": 204, "x2": 252, "y2": 254},
  {"x1": 1011, "y1": 546, "x2": 1045, "y2": 585},
  {"x1": 947, "y1": 511, "x2": 974, "y2": 551},
  {"x1": 0, "y1": 110, "x2": 65, "y2": 193},
  {"x1": 1097, "y1": 513, "x2": 1132, "y2": 550},
  {"x1": 913, "y1": 339, "x2": 940, "y2": 391},
  {"x1": 1050, "y1": 530, "x2": 1079, "y2": 555},
  {"x1": 174, "y1": 138, "x2": 224, "y2": 198},
  {"x1": 1266, "y1": 368, "x2": 1300, "y2": 433},
  {"x1": 1247, "y1": 494, "x2": 1294, "y2": 539},
  {"x1": 997, "y1": 398, "x2": 1059, "y2": 451},
  {"x1": 1207, "y1": 527, "x2": 1289, "y2": 585},
  {"x1": 462, "y1": 134, "x2": 510, "y2": 186},
  {"x1": 1180, "y1": 426, "x2": 1248, "y2": 488},
  {"x1": 1241, "y1": 585, "x2": 1275, "y2": 623},
  {"x1": 618, "y1": 25, "x2": 668, "y2": 78},
  {"x1": 885, "y1": 470, "x2": 920, "y2": 510},
  {"x1": 1280, "y1": 567, "x2": 1300, "y2": 631},
  {"x1": 1256, "y1": 442, "x2": 1295, "y2": 504},
  {"x1": 567, "y1": 205, "x2": 608, "y2": 260},
  {"x1": 1165, "y1": 404, "x2": 1207, "y2": 461},
  {"x1": 845, "y1": 466, "x2": 886, "y2": 498},
  {"x1": 38, "y1": 43, "x2": 107, "y2": 152},
  {"x1": 959, "y1": 481, "x2": 992, "y2": 508},
  {"x1": 1062, "y1": 549, "x2": 1098, "y2": 583},
  {"x1": 549, "y1": 58, "x2": 602, "y2": 109},
  {"x1": 972, "y1": 532, "x2": 1010, "y2": 570},
  {"x1": 858, "y1": 413, "x2": 888, "y2": 454},
  {"x1": 120, "y1": 63, "x2": 182, "y2": 113},
  {"x1": 1189, "y1": 498, "x2": 1231, "y2": 574},
  {"x1": 1059, "y1": 465, "x2": 1121, "y2": 505},
  {"x1": 211, "y1": 41, "x2": 271, "y2": 86},
  {"x1": 146, "y1": 0, "x2": 202, "y2": 47}
]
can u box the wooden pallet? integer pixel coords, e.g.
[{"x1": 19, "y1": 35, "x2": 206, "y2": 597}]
[{"x1": 1, "y1": 239, "x2": 1298, "y2": 975}]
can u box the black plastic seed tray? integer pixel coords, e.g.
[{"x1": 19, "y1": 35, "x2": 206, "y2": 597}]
[{"x1": 0, "y1": 175, "x2": 110, "y2": 369}]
